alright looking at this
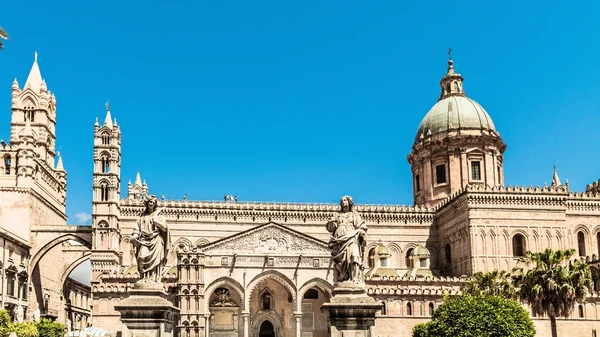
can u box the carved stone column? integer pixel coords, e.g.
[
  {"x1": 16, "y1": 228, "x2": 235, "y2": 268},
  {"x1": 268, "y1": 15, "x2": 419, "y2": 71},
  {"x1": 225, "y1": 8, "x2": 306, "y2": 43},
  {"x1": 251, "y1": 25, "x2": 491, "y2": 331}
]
[
  {"x1": 204, "y1": 313, "x2": 210, "y2": 337},
  {"x1": 242, "y1": 312, "x2": 249, "y2": 337},
  {"x1": 293, "y1": 312, "x2": 302, "y2": 337}
]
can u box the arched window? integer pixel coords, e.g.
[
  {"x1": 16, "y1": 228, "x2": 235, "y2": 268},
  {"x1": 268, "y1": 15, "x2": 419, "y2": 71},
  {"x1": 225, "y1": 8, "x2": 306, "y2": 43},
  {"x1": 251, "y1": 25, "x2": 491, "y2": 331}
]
[
  {"x1": 578, "y1": 231, "x2": 586, "y2": 257},
  {"x1": 368, "y1": 248, "x2": 376, "y2": 268},
  {"x1": 4, "y1": 155, "x2": 11, "y2": 175},
  {"x1": 23, "y1": 105, "x2": 34, "y2": 122},
  {"x1": 101, "y1": 155, "x2": 110, "y2": 173},
  {"x1": 512, "y1": 234, "x2": 526, "y2": 257},
  {"x1": 406, "y1": 302, "x2": 412, "y2": 316},
  {"x1": 100, "y1": 183, "x2": 109, "y2": 201},
  {"x1": 406, "y1": 248, "x2": 414, "y2": 268},
  {"x1": 445, "y1": 244, "x2": 452, "y2": 265},
  {"x1": 428, "y1": 303, "x2": 434, "y2": 316},
  {"x1": 578, "y1": 304, "x2": 584, "y2": 318},
  {"x1": 597, "y1": 233, "x2": 600, "y2": 258},
  {"x1": 101, "y1": 134, "x2": 110, "y2": 145}
]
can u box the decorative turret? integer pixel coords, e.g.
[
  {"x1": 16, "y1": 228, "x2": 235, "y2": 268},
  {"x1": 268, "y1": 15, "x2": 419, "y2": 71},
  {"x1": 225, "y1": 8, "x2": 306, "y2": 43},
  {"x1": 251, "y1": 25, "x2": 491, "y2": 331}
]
[
  {"x1": 408, "y1": 51, "x2": 506, "y2": 207},
  {"x1": 127, "y1": 170, "x2": 149, "y2": 200}
]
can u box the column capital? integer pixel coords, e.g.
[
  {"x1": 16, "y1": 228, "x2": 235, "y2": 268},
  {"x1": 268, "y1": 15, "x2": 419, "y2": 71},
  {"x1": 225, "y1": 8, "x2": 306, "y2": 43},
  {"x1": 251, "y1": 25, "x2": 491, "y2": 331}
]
[
  {"x1": 241, "y1": 311, "x2": 250, "y2": 317},
  {"x1": 293, "y1": 312, "x2": 303, "y2": 317}
]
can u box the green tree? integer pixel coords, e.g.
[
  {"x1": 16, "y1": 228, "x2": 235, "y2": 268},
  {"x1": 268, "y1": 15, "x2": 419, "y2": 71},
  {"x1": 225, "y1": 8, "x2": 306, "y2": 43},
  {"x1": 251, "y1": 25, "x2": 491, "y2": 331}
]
[
  {"x1": 411, "y1": 294, "x2": 535, "y2": 337},
  {"x1": 0, "y1": 27, "x2": 8, "y2": 50},
  {"x1": 461, "y1": 269, "x2": 516, "y2": 299},
  {"x1": 513, "y1": 248, "x2": 593, "y2": 337},
  {"x1": 35, "y1": 319, "x2": 64, "y2": 337},
  {"x1": 12, "y1": 322, "x2": 38, "y2": 337}
]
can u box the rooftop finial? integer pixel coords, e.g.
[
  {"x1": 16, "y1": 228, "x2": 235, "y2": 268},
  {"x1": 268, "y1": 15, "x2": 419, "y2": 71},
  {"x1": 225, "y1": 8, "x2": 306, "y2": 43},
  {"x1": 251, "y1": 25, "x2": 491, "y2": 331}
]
[
  {"x1": 447, "y1": 47, "x2": 452, "y2": 61},
  {"x1": 34, "y1": 51, "x2": 38, "y2": 63},
  {"x1": 105, "y1": 100, "x2": 110, "y2": 111}
]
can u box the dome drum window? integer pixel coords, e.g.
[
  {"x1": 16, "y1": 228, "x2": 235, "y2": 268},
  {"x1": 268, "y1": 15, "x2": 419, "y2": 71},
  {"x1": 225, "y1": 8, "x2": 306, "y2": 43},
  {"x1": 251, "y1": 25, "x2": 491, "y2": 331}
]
[
  {"x1": 435, "y1": 163, "x2": 447, "y2": 186},
  {"x1": 469, "y1": 158, "x2": 483, "y2": 182}
]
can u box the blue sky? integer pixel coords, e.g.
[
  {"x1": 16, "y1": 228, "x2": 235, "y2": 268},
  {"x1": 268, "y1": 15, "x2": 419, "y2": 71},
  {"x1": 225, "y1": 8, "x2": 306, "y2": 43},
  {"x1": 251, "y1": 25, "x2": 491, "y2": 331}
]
[{"x1": 2, "y1": 1, "x2": 600, "y2": 283}]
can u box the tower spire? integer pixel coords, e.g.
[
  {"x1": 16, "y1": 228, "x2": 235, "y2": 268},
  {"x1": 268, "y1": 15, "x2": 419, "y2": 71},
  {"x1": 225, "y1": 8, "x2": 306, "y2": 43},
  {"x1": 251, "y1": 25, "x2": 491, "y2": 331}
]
[
  {"x1": 551, "y1": 165, "x2": 561, "y2": 187},
  {"x1": 134, "y1": 170, "x2": 142, "y2": 186},
  {"x1": 103, "y1": 101, "x2": 113, "y2": 128},
  {"x1": 24, "y1": 51, "x2": 43, "y2": 92}
]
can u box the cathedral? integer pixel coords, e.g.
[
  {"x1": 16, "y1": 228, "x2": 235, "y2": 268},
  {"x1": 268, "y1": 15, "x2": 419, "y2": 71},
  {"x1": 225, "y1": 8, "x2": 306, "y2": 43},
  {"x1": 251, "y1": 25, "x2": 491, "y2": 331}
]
[{"x1": 2, "y1": 54, "x2": 600, "y2": 337}]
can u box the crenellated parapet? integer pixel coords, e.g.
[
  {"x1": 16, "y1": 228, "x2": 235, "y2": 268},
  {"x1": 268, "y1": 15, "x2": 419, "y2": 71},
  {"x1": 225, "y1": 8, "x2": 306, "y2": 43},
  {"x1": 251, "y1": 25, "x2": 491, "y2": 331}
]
[{"x1": 118, "y1": 199, "x2": 435, "y2": 224}]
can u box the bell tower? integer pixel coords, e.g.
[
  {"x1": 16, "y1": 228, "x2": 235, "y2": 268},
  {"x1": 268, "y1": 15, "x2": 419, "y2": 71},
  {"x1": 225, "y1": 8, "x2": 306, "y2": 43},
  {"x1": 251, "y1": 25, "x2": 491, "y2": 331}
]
[
  {"x1": 10, "y1": 52, "x2": 58, "y2": 165},
  {"x1": 90, "y1": 103, "x2": 122, "y2": 276}
]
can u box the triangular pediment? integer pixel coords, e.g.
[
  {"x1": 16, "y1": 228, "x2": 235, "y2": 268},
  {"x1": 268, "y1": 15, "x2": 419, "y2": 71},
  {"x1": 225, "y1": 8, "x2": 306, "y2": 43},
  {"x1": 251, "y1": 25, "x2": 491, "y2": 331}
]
[{"x1": 201, "y1": 222, "x2": 330, "y2": 255}]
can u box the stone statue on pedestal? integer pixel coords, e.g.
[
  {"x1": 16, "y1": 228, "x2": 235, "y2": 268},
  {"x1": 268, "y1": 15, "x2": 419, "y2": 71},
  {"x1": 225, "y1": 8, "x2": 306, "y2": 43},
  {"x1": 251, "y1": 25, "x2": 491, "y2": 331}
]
[
  {"x1": 131, "y1": 194, "x2": 170, "y2": 283},
  {"x1": 326, "y1": 195, "x2": 367, "y2": 284}
]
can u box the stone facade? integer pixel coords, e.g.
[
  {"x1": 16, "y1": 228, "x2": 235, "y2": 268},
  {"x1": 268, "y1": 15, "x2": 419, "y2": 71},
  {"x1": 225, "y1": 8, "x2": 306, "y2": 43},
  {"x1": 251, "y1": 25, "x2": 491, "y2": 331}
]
[
  {"x1": 64, "y1": 277, "x2": 91, "y2": 331},
  {"x1": 1, "y1": 53, "x2": 600, "y2": 337}
]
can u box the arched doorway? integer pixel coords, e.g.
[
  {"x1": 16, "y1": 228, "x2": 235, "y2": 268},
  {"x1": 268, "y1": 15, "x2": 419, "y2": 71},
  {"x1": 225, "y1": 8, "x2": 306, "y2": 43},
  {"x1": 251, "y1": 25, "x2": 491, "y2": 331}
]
[{"x1": 259, "y1": 321, "x2": 274, "y2": 337}]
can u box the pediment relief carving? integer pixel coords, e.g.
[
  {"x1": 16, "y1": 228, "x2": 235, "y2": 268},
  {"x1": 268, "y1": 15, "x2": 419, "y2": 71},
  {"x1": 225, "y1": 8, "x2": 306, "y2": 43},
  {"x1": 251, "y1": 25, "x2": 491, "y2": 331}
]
[{"x1": 202, "y1": 222, "x2": 329, "y2": 255}]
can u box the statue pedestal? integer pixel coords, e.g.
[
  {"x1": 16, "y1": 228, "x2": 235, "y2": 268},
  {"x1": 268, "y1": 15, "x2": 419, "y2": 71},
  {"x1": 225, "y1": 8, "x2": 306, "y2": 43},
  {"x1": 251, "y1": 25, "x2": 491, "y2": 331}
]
[
  {"x1": 321, "y1": 282, "x2": 382, "y2": 337},
  {"x1": 114, "y1": 282, "x2": 180, "y2": 337}
]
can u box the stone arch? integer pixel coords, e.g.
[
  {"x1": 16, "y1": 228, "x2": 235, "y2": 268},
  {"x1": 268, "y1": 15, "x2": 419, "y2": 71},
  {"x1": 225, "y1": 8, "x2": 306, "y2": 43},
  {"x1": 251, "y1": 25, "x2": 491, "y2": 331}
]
[
  {"x1": 173, "y1": 237, "x2": 193, "y2": 252},
  {"x1": 296, "y1": 278, "x2": 333, "y2": 311},
  {"x1": 403, "y1": 243, "x2": 418, "y2": 268},
  {"x1": 364, "y1": 242, "x2": 380, "y2": 267},
  {"x1": 204, "y1": 277, "x2": 245, "y2": 311},
  {"x1": 18, "y1": 92, "x2": 39, "y2": 108},
  {"x1": 251, "y1": 310, "x2": 284, "y2": 337},
  {"x1": 30, "y1": 233, "x2": 92, "y2": 278},
  {"x1": 387, "y1": 243, "x2": 402, "y2": 268},
  {"x1": 60, "y1": 252, "x2": 91, "y2": 287},
  {"x1": 245, "y1": 270, "x2": 296, "y2": 311},
  {"x1": 195, "y1": 238, "x2": 210, "y2": 248}
]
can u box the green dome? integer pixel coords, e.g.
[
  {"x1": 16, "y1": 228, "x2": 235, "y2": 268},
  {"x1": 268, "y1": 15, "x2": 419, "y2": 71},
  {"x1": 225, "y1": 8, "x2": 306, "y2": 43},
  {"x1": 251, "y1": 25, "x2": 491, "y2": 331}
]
[
  {"x1": 376, "y1": 244, "x2": 390, "y2": 256},
  {"x1": 415, "y1": 95, "x2": 496, "y2": 142},
  {"x1": 410, "y1": 245, "x2": 430, "y2": 257}
]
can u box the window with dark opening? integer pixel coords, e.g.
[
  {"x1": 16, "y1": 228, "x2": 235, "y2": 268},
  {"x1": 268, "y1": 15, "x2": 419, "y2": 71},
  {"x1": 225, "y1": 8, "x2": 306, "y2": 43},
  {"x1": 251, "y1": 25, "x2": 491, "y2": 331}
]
[
  {"x1": 4, "y1": 156, "x2": 11, "y2": 175},
  {"x1": 471, "y1": 161, "x2": 481, "y2": 180},
  {"x1": 304, "y1": 289, "x2": 319, "y2": 299},
  {"x1": 435, "y1": 164, "x2": 446, "y2": 184},
  {"x1": 578, "y1": 231, "x2": 586, "y2": 257},
  {"x1": 406, "y1": 302, "x2": 412, "y2": 316},
  {"x1": 415, "y1": 174, "x2": 420, "y2": 193},
  {"x1": 512, "y1": 234, "x2": 525, "y2": 257},
  {"x1": 445, "y1": 244, "x2": 452, "y2": 265}
]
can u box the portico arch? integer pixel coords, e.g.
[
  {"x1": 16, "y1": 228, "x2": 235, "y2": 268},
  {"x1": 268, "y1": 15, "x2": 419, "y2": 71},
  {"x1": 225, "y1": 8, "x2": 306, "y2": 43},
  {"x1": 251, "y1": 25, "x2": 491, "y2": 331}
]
[
  {"x1": 204, "y1": 277, "x2": 245, "y2": 311},
  {"x1": 245, "y1": 270, "x2": 296, "y2": 311},
  {"x1": 251, "y1": 310, "x2": 283, "y2": 337},
  {"x1": 297, "y1": 278, "x2": 333, "y2": 312}
]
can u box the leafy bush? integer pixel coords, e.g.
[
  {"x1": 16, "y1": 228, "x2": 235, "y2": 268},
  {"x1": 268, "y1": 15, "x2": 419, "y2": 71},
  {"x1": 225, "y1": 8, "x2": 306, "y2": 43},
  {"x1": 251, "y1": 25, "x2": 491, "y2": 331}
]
[
  {"x1": 35, "y1": 319, "x2": 64, "y2": 337},
  {"x1": 412, "y1": 294, "x2": 535, "y2": 337},
  {"x1": 0, "y1": 310, "x2": 10, "y2": 337},
  {"x1": 411, "y1": 323, "x2": 429, "y2": 337},
  {"x1": 12, "y1": 322, "x2": 38, "y2": 337}
]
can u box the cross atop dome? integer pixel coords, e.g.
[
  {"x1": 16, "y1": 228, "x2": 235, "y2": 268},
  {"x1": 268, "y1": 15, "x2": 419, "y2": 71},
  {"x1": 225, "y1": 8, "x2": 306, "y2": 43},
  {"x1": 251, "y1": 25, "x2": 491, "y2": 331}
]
[{"x1": 439, "y1": 49, "x2": 465, "y2": 100}]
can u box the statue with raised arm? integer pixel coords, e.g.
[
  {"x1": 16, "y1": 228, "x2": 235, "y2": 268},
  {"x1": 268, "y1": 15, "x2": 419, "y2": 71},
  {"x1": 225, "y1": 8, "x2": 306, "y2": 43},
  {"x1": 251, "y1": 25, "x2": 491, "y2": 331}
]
[
  {"x1": 131, "y1": 194, "x2": 170, "y2": 283},
  {"x1": 326, "y1": 195, "x2": 367, "y2": 284}
]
